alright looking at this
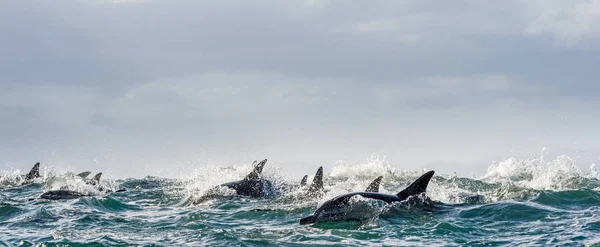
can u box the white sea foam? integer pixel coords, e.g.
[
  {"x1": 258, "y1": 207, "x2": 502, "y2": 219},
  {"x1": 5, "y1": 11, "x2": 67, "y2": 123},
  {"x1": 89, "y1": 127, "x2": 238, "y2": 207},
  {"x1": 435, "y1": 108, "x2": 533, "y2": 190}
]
[{"x1": 482, "y1": 153, "x2": 597, "y2": 191}]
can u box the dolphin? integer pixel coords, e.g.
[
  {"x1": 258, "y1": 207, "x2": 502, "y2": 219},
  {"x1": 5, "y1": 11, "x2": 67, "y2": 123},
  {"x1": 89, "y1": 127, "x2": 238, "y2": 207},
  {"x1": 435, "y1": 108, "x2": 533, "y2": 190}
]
[
  {"x1": 192, "y1": 159, "x2": 275, "y2": 204},
  {"x1": 218, "y1": 159, "x2": 275, "y2": 197},
  {"x1": 38, "y1": 188, "x2": 127, "y2": 200},
  {"x1": 8, "y1": 162, "x2": 42, "y2": 185},
  {"x1": 77, "y1": 171, "x2": 92, "y2": 178},
  {"x1": 87, "y1": 173, "x2": 102, "y2": 186},
  {"x1": 365, "y1": 176, "x2": 383, "y2": 193},
  {"x1": 270, "y1": 167, "x2": 323, "y2": 204},
  {"x1": 22, "y1": 162, "x2": 41, "y2": 181},
  {"x1": 280, "y1": 168, "x2": 382, "y2": 204},
  {"x1": 37, "y1": 172, "x2": 125, "y2": 200},
  {"x1": 300, "y1": 175, "x2": 308, "y2": 186},
  {"x1": 305, "y1": 168, "x2": 383, "y2": 197},
  {"x1": 306, "y1": 166, "x2": 324, "y2": 197},
  {"x1": 39, "y1": 190, "x2": 89, "y2": 200},
  {"x1": 299, "y1": 171, "x2": 435, "y2": 224}
]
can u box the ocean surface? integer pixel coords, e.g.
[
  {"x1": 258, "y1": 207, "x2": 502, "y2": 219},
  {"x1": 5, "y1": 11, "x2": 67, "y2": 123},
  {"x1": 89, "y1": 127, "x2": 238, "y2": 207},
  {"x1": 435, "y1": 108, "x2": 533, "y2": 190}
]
[{"x1": 2, "y1": 155, "x2": 600, "y2": 246}]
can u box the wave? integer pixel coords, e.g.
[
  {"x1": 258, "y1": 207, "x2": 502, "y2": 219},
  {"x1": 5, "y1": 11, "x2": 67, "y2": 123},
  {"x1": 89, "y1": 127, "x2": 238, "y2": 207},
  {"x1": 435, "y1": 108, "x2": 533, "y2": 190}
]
[{"x1": 2, "y1": 153, "x2": 600, "y2": 245}]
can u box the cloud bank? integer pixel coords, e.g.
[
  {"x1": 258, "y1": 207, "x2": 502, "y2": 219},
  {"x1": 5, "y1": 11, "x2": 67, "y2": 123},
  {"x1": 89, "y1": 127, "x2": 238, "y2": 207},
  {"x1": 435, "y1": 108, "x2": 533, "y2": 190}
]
[{"x1": 1, "y1": 0, "x2": 599, "y2": 177}]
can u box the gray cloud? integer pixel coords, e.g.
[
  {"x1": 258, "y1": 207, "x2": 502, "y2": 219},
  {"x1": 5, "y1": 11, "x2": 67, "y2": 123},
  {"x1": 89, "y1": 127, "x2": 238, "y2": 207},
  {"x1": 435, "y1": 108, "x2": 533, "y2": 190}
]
[
  {"x1": 1, "y1": 0, "x2": 599, "y2": 177},
  {"x1": 2, "y1": 0, "x2": 598, "y2": 86}
]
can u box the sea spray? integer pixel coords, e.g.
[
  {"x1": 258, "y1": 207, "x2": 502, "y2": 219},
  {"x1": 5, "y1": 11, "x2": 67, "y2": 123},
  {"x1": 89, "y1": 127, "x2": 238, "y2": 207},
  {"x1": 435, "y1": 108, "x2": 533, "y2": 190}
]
[{"x1": 1, "y1": 154, "x2": 600, "y2": 245}]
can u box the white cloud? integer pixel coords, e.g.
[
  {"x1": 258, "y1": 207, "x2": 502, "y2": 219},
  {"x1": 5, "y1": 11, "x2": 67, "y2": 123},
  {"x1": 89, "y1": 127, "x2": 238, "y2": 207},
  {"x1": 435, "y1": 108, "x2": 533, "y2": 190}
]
[{"x1": 524, "y1": 0, "x2": 600, "y2": 46}]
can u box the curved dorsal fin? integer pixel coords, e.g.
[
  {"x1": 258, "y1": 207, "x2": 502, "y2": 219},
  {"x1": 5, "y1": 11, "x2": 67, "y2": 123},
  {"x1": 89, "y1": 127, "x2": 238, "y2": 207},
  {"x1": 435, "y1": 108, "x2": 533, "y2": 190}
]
[
  {"x1": 77, "y1": 171, "x2": 91, "y2": 178},
  {"x1": 308, "y1": 166, "x2": 324, "y2": 194},
  {"x1": 366, "y1": 176, "x2": 383, "y2": 192},
  {"x1": 396, "y1": 171, "x2": 435, "y2": 200},
  {"x1": 92, "y1": 172, "x2": 102, "y2": 185},
  {"x1": 300, "y1": 175, "x2": 308, "y2": 186},
  {"x1": 244, "y1": 159, "x2": 267, "y2": 181},
  {"x1": 25, "y1": 162, "x2": 41, "y2": 180}
]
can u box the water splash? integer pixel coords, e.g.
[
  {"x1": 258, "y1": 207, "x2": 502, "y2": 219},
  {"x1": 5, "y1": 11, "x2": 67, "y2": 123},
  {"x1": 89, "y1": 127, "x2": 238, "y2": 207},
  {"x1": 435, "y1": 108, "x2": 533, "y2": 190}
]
[
  {"x1": 3, "y1": 153, "x2": 600, "y2": 245},
  {"x1": 483, "y1": 154, "x2": 597, "y2": 191}
]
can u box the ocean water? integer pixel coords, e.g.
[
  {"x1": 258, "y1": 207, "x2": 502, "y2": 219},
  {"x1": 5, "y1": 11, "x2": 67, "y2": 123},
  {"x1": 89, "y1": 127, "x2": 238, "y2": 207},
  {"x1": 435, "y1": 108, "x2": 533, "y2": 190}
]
[{"x1": 2, "y1": 155, "x2": 600, "y2": 246}]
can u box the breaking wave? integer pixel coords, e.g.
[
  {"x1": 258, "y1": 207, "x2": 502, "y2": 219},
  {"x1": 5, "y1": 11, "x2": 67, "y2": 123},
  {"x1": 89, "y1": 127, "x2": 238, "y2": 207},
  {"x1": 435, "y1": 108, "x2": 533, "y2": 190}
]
[{"x1": 1, "y1": 152, "x2": 600, "y2": 245}]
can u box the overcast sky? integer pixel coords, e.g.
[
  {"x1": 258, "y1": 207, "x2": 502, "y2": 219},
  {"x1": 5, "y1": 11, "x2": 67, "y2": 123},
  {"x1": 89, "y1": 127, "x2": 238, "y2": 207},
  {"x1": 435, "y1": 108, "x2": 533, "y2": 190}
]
[{"x1": 1, "y1": 0, "x2": 599, "y2": 178}]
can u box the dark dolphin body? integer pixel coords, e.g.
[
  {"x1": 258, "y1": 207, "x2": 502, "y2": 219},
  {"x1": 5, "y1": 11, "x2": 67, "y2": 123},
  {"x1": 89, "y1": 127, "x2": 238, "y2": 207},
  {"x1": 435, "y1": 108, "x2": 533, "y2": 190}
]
[
  {"x1": 271, "y1": 166, "x2": 325, "y2": 204},
  {"x1": 193, "y1": 159, "x2": 275, "y2": 204},
  {"x1": 21, "y1": 162, "x2": 41, "y2": 182},
  {"x1": 290, "y1": 167, "x2": 323, "y2": 193},
  {"x1": 37, "y1": 172, "x2": 125, "y2": 200},
  {"x1": 40, "y1": 190, "x2": 89, "y2": 200},
  {"x1": 38, "y1": 188, "x2": 126, "y2": 201},
  {"x1": 219, "y1": 159, "x2": 275, "y2": 198},
  {"x1": 1, "y1": 162, "x2": 41, "y2": 185},
  {"x1": 300, "y1": 171, "x2": 435, "y2": 224},
  {"x1": 25, "y1": 162, "x2": 41, "y2": 180},
  {"x1": 86, "y1": 173, "x2": 102, "y2": 186},
  {"x1": 279, "y1": 169, "x2": 382, "y2": 204},
  {"x1": 306, "y1": 167, "x2": 324, "y2": 197}
]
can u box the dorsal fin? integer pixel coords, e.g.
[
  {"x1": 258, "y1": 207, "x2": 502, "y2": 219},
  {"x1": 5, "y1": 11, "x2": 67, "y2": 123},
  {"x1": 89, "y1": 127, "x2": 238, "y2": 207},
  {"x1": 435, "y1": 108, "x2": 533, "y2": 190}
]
[
  {"x1": 396, "y1": 171, "x2": 435, "y2": 200},
  {"x1": 244, "y1": 159, "x2": 267, "y2": 181},
  {"x1": 77, "y1": 171, "x2": 91, "y2": 178},
  {"x1": 300, "y1": 175, "x2": 308, "y2": 186},
  {"x1": 308, "y1": 166, "x2": 324, "y2": 194},
  {"x1": 91, "y1": 172, "x2": 102, "y2": 185},
  {"x1": 25, "y1": 162, "x2": 41, "y2": 180},
  {"x1": 366, "y1": 176, "x2": 383, "y2": 192}
]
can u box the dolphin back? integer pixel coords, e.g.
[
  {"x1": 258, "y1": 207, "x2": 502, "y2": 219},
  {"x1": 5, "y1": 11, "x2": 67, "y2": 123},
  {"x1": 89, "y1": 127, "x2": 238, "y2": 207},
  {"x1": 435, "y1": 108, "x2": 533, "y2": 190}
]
[
  {"x1": 205, "y1": 159, "x2": 275, "y2": 199},
  {"x1": 307, "y1": 167, "x2": 324, "y2": 194},
  {"x1": 89, "y1": 173, "x2": 102, "y2": 186},
  {"x1": 396, "y1": 171, "x2": 435, "y2": 200},
  {"x1": 40, "y1": 190, "x2": 87, "y2": 200},
  {"x1": 25, "y1": 162, "x2": 41, "y2": 180},
  {"x1": 244, "y1": 159, "x2": 267, "y2": 181}
]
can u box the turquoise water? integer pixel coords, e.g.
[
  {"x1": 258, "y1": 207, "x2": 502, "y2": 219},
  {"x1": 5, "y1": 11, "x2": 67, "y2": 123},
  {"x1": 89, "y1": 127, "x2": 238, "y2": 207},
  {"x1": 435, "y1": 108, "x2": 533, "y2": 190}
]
[{"x1": 2, "y1": 156, "x2": 600, "y2": 246}]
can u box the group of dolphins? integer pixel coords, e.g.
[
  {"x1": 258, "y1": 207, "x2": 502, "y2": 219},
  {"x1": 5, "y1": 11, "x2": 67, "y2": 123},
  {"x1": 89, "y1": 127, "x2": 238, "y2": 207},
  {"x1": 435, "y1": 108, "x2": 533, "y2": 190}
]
[
  {"x1": 190, "y1": 159, "x2": 437, "y2": 224},
  {"x1": 4, "y1": 162, "x2": 122, "y2": 200},
  {"x1": 9, "y1": 160, "x2": 438, "y2": 225}
]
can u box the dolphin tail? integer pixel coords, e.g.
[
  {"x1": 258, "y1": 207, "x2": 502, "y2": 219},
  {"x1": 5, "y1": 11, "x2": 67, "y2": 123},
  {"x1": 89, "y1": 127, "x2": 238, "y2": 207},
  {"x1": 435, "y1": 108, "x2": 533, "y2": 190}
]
[
  {"x1": 396, "y1": 171, "x2": 435, "y2": 200},
  {"x1": 308, "y1": 166, "x2": 324, "y2": 194},
  {"x1": 244, "y1": 159, "x2": 267, "y2": 181},
  {"x1": 366, "y1": 176, "x2": 383, "y2": 192},
  {"x1": 25, "y1": 162, "x2": 41, "y2": 180},
  {"x1": 77, "y1": 171, "x2": 91, "y2": 178},
  {"x1": 300, "y1": 175, "x2": 308, "y2": 186}
]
